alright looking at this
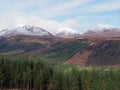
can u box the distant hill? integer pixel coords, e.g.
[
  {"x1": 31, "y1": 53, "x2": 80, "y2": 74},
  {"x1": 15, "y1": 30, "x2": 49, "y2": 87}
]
[{"x1": 83, "y1": 25, "x2": 120, "y2": 38}]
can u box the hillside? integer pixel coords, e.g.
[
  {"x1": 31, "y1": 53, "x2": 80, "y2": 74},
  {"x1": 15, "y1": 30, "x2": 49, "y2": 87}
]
[
  {"x1": 0, "y1": 35, "x2": 55, "y2": 56},
  {"x1": 0, "y1": 34, "x2": 120, "y2": 66},
  {"x1": 0, "y1": 35, "x2": 90, "y2": 64},
  {"x1": 41, "y1": 41, "x2": 89, "y2": 64},
  {"x1": 65, "y1": 37, "x2": 120, "y2": 66},
  {"x1": 85, "y1": 40, "x2": 120, "y2": 66}
]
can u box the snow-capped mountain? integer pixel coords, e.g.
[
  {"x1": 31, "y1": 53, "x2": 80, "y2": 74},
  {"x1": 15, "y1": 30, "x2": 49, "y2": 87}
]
[
  {"x1": 0, "y1": 25, "x2": 53, "y2": 37},
  {"x1": 55, "y1": 28, "x2": 80, "y2": 38},
  {"x1": 89, "y1": 24, "x2": 113, "y2": 31},
  {"x1": 84, "y1": 24, "x2": 120, "y2": 37}
]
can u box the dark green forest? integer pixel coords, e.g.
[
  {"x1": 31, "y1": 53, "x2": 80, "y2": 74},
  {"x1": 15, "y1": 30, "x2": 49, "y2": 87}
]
[{"x1": 0, "y1": 56, "x2": 120, "y2": 90}]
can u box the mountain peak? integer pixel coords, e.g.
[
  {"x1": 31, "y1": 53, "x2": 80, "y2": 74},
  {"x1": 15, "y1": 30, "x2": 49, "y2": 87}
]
[
  {"x1": 55, "y1": 27, "x2": 80, "y2": 38},
  {"x1": 84, "y1": 24, "x2": 120, "y2": 37},
  {"x1": 90, "y1": 24, "x2": 113, "y2": 31},
  {"x1": 56, "y1": 28, "x2": 80, "y2": 35},
  {"x1": 0, "y1": 25, "x2": 53, "y2": 37}
]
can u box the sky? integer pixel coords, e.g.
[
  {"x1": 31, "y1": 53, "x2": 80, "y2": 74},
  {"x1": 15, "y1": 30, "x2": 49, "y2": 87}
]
[{"x1": 0, "y1": 0, "x2": 120, "y2": 34}]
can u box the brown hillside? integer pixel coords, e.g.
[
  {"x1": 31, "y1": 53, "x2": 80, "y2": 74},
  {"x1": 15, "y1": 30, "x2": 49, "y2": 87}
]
[
  {"x1": 65, "y1": 37, "x2": 120, "y2": 66},
  {"x1": 65, "y1": 51, "x2": 91, "y2": 66}
]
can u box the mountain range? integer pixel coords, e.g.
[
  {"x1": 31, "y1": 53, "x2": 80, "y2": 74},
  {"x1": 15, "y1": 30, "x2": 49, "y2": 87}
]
[
  {"x1": 0, "y1": 25, "x2": 120, "y2": 66},
  {"x1": 0, "y1": 25, "x2": 120, "y2": 38}
]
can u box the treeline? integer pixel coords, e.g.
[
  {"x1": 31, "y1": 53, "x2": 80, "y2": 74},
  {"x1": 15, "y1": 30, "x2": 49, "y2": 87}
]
[{"x1": 0, "y1": 56, "x2": 120, "y2": 90}]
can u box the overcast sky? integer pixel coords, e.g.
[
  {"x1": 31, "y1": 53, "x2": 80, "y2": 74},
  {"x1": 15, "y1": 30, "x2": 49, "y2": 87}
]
[{"x1": 0, "y1": 0, "x2": 120, "y2": 33}]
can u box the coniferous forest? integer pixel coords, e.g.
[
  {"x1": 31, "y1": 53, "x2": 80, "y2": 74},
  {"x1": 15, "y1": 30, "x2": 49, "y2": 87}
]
[{"x1": 0, "y1": 56, "x2": 120, "y2": 90}]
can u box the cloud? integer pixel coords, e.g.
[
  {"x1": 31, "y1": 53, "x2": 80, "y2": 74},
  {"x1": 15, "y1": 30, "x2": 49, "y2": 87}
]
[
  {"x1": 0, "y1": 14, "x2": 119, "y2": 34},
  {"x1": 31, "y1": 0, "x2": 91, "y2": 18},
  {"x1": 49, "y1": 0, "x2": 88, "y2": 11},
  {"x1": 0, "y1": 15, "x2": 80, "y2": 34},
  {"x1": 0, "y1": 0, "x2": 119, "y2": 17},
  {"x1": 90, "y1": 0, "x2": 120, "y2": 12}
]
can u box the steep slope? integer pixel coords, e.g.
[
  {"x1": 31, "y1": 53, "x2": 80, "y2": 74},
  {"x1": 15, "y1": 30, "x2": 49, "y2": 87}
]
[
  {"x1": 85, "y1": 40, "x2": 120, "y2": 66},
  {"x1": 65, "y1": 51, "x2": 91, "y2": 66},
  {"x1": 0, "y1": 25, "x2": 53, "y2": 37},
  {"x1": 65, "y1": 38, "x2": 120, "y2": 66},
  {"x1": 55, "y1": 28, "x2": 80, "y2": 38}
]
